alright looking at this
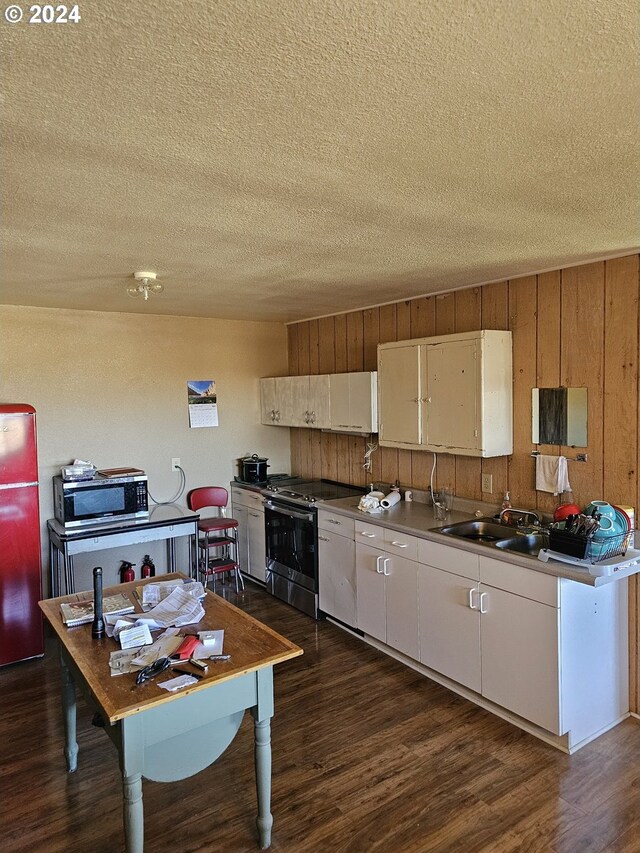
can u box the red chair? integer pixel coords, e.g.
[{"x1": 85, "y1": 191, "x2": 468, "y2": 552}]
[{"x1": 186, "y1": 487, "x2": 244, "y2": 593}]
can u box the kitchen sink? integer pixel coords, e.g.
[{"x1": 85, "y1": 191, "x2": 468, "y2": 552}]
[
  {"x1": 493, "y1": 533, "x2": 548, "y2": 557},
  {"x1": 433, "y1": 519, "x2": 513, "y2": 543}
]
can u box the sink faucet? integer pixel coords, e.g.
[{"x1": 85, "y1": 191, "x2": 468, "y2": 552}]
[{"x1": 499, "y1": 507, "x2": 542, "y2": 527}]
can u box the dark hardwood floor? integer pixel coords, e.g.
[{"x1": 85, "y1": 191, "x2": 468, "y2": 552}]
[{"x1": 2, "y1": 582, "x2": 640, "y2": 853}]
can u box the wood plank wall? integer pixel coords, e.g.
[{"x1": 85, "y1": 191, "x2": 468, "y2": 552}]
[{"x1": 287, "y1": 254, "x2": 640, "y2": 711}]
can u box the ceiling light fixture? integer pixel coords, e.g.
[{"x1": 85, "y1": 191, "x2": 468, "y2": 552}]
[{"x1": 127, "y1": 271, "x2": 163, "y2": 301}]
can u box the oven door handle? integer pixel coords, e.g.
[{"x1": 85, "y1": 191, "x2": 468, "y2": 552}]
[{"x1": 263, "y1": 500, "x2": 315, "y2": 523}]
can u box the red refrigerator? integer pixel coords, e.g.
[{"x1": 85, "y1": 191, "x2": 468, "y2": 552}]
[{"x1": 0, "y1": 404, "x2": 44, "y2": 665}]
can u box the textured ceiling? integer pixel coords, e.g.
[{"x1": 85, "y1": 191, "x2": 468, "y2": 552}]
[{"x1": 2, "y1": 0, "x2": 638, "y2": 323}]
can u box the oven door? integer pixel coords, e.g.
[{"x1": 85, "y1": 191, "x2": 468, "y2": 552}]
[{"x1": 263, "y1": 499, "x2": 317, "y2": 591}]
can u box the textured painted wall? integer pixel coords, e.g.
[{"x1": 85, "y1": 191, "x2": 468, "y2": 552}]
[{"x1": 0, "y1": 305, "x2": 290, "y2": 589}]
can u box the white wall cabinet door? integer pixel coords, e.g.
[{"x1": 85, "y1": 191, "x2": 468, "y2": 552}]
[
  {"x1": 259, "y1": 378, "x2": 279, "y2": 425},
  {"x1": 378, "y1": 345, "x2": 422, "y2": 446},
  {"x1": 385, "y1": 554, "x2": 419, "y2": 660},
  {"x1": 329, "y1": 372, "x2": 378, "y2": 433},
  {"x1": 318, "y1": 528, "x2": 356, "y2": 626},
  {"x1": 418, "y1": 563, "x2": 481, "y2": 692},
  {"x1": 480, "y1": 584, "x2": 561, "y2": 734},
  {"x1": 355, "y1": 542, "x2": 386, "y2": 642},
  {"x1": 246, "y1": 507, "x2": 266, "y2": 582},
  {"x1": 307, "y1": 374, "x2": 331, "y2": 428},
  {"x1": 425, "y1": 338, "x2": 479, "y2": 453}
]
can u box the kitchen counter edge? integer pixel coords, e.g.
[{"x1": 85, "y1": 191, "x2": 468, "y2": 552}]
[{"x1": 318, "y1": 497, "x2": 639, "y2": 587}]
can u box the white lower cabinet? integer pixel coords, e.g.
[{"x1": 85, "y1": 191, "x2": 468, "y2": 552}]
[
  {"x1": 318, "y1": 510, "x2": 356, "y2": 626},
  {"x1": 231, "y1": 486, "x2": 266, "y2": 583},
  {"x1": 418, "y1": 564, "x2": 481, "y2": 694},
  {"x1": 246, "y1": 506, "x2": 266, "y2": 582},
  {"x1": 320, "y1": 509, "x2": 627, "y2": 749},
  {"x1": 355, "y1": 523, "x2": 419, "y2": 660},
  {"x1": 479, "y1": 583, "x2": 560, "y2": 733}
]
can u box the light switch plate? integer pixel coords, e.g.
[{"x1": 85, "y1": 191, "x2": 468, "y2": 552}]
[{"x1": 481, "y1": 474, "x2": 493, "y2": 493}]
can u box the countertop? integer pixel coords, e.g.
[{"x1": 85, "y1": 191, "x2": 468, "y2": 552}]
[{"x1": 317, "y1": 496, "x2": 640, "y2": 587}]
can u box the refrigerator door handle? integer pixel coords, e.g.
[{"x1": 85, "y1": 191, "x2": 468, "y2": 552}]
[{"x1": 0, "y1": 481, "x2": 39, "y2": 489}]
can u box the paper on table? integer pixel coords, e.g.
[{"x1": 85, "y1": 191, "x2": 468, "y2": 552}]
[
  {"x1": 130, "y1": 628, "x2": 182, "y2": 667},
  {"x1": 193, "y1": 629, "x2": 224, "y2": 657},
  {"x1": 158, "y1": 674, "x2": 199, "y2": 691},
  {"x1": 136, "y1": 586, "x2": 205, "y2": 629},
  {"x1": 109, "y1": 649, "x2": 142, "y2": 676},
  {"x1": 141, "y1": 580, "x2": 205, "y2": 607},
  {"x1": 119, "y1": 623, "x2": 153, "y2": 650}
]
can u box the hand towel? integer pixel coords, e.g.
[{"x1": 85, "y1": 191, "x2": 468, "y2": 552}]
[{"x1": 535, "y1": 454, "x2": 571, "y2": 495}]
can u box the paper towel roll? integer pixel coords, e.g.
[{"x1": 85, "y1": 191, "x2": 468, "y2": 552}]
[{"x1": 380, "y1": 491, "x2": 401, "y2": 509}]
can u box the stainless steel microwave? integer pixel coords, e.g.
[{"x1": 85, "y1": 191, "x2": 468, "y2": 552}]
[{"x1": 53, "y1": 474, "x2": 149, "y2": 528}]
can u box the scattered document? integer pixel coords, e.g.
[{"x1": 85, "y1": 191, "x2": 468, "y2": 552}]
[
  {"x1": 136, "y1": 586, "x2": 205, "y2": 629},
  {"x1": 119, "y1": 623, "x2": 153, "y2": 650},
  {"x1": 140, "y1": 580, "x2": 204, "y2": 609},
  {"x1": 158, "y1": 674, "x2": 199, "y2": 691},
  {"x1": 130, "y1": 629, "x2": 182, "y2": 667},
  {"x1": 109, "y1": 649, "x2": 142, "y2": 676}
]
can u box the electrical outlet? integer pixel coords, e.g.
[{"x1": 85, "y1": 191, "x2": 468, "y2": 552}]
[
  {"x1": 481, "y1": 474, "x2": 493, "y2": 493},
  {"x1": 171, "y1": 457, "x2": 181, "y2": 472}
]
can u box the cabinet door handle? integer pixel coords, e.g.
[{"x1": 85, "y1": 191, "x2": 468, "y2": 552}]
[
  {"x1": 375, "y1": 555, "x2": 383, "y2": 574},
  {"x1": 360, "y1": 531, "x2": 376, "y2": 538},
  {"x1": 382, "y1": 557, "x2": 390, "y2": 576},
  {"x1": 479, "y1": 591, "x2": 488, "y2": 614},
  {"x1": 327, "y1": 519, "x2": 342, "y2": 525},
  {"x1": 468, "y1": 588, "x2": 478, "y2": 609},
  {"x1": 318, "y1": 535, "x2": 329, "y2": 542},
  {"x1": 390, "y1": 540, "x2": 407, "y2": 548}
]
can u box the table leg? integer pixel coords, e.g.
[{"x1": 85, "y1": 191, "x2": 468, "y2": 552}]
[
  {"x1": 168, "y1": 537, "x2": 176, "y2": 573},
  {"x1": 123, "y1": 773, "x2": 144, "y2": 853},
  {"x1": 60, "y1": 652, "x2": 79, "y2": 772},
  {"x1": 49, "y1": 538, "x2": 57, "y2": 598},
  {"x1": 252, "y1": 715, "x2": 273, "y2": 849}
]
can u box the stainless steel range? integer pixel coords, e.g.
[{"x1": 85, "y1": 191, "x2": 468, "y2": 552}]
[{"x1": 261, "y1": 480, "x2": 362, "y2": 618}]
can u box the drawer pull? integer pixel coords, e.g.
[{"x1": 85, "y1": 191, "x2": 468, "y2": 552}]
[
  {"x1": 390, "y1": 540, "x2": 408, "y2": 548},
  {"x1": 360, "y1": 531, "x2": 376, "y2": 538},
  {"x1": 318, "y1": 535, "x2": 329, "y2": 542},
  {"x1": 327, "y1": 519, "x2": 342, "y2": 525},
  {"x1": 250, "y1": 512, "x2": 261, "y2": 518}
]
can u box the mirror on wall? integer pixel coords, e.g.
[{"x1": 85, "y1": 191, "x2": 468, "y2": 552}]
[{"x1": 532, "y1": 387, "x2": 587, "y2": 447}]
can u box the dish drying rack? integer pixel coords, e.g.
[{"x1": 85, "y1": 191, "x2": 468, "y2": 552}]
[{"x1": 539, "y1": 528, "x2": 640, "y2": 577}]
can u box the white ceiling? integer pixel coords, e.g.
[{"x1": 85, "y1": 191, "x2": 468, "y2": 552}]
[{"x1": 2, "y1": 0, "x2": 638, "y2": 323}]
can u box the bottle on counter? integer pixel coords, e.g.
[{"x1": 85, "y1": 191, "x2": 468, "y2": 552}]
[{"x1": 501, "y1": 491, "x2": 512, "y2": 524}]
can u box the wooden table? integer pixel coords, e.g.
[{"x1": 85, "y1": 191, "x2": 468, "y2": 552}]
[{"x1": 39, "y1": 574, "x2": 303, "y2": 852}]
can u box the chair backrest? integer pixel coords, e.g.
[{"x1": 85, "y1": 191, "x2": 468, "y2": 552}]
[{"x1": 187, "y1": 487, "x2": 229, "y2": 514}]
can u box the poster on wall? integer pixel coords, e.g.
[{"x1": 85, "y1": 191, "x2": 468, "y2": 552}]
[{"x1": 187, "y1": 380, "x2": 218, "y2": 428}]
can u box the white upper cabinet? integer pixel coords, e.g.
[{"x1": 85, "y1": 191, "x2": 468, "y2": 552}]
[
  {"x1": 377, "y1": 330, "x2": 513, "y2": 457},
  {"x1": 329, "y1": 372, "x2": 378, "y2": 433},
  {"x1": 261, "y1": 371, "x2": 376, "y2": 432},
  {"x1": 260, "y1": 375, "x2": 330, "y2": 428}
]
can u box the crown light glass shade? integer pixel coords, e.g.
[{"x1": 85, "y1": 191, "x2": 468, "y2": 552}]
[{"x1": 127, "y1": 272, "x2": 163, "y2": 301}]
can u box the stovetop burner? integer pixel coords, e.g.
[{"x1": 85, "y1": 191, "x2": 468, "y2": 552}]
[{"x1": 262, "y1": 479, "x2": 363, "y2": 508}]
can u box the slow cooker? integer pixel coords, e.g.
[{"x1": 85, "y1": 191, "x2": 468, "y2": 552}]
[{"x1": 240, "y1": 454, "x2": 269, "y2": 483}]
